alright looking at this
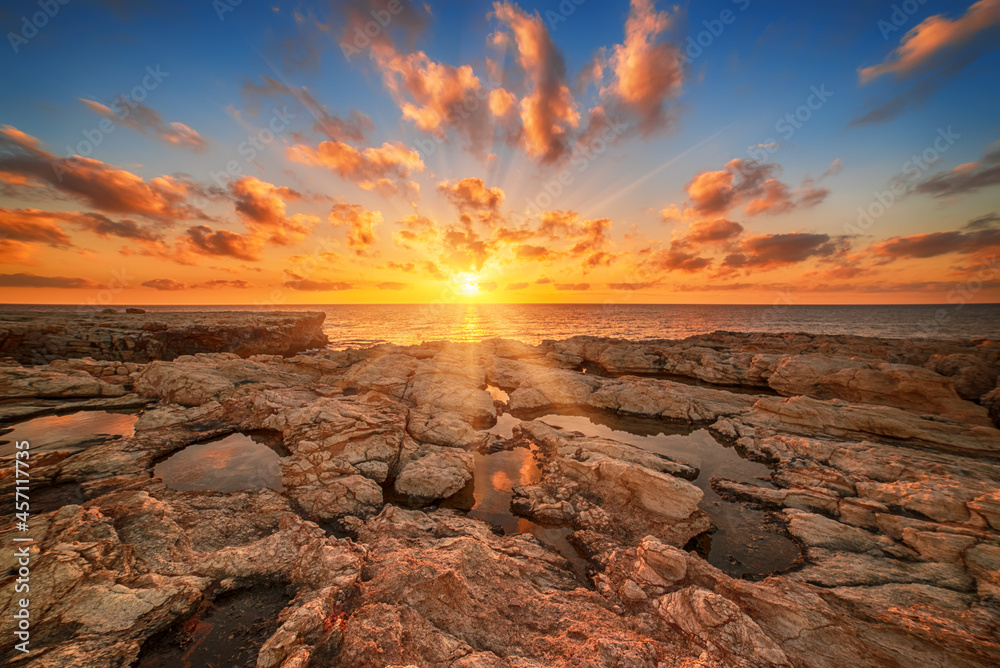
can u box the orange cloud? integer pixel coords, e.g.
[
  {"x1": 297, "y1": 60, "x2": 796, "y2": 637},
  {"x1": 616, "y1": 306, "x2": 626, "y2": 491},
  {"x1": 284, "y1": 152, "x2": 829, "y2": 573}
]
[
  {"x1": 329, "y1": 203, "x2": 383, "y2": 253},
  {"x1": 860, "y1": 0, "x2": 1000, "y2": 83},
  {"x1": 80, "y1": 99, "x2": 207, "y2": 152},
  {"x1": 288, "y1": 139, "x2": 423, "y2": 195},
  {"x1": 184, "y1": 225, "x2": 264, "y2": 261},
  {"x1": 602, "y1": 0, "x2": 682, "y2": 133},
  {"x1": 230, "y1": 176, "x2": 317, "y2": 245},
  {"x1": 494, "y1": 2, "x2": 580, "y2": 162},
  {"x1": 438, "y1": 177, "x2": 505, "y2": 213},
  {"x1": 0, "y1": 125, "x2": 205, "y2": 221},
  {"x1": 684, "y1": 159, "x2": 829, "y2": 217}
]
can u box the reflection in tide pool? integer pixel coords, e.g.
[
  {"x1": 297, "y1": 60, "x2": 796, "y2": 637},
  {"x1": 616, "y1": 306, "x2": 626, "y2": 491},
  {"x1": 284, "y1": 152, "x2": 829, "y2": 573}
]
[
  {"x1": 0, "y1": 410, "x2": 138, "y2": 458},
  {"x1": 442, "y1": 443, "x2": 587, "y2": 580},
  {"x1": 492, "y1": 409, "x2": 801, "y2": 579},
  {"x1": 155, "y1": 433, "x2": 284, "y2": 493}
]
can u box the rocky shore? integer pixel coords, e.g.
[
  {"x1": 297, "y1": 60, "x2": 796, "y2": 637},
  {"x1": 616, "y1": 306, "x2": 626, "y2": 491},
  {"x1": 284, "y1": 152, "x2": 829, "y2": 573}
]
[
  {"x1": 1, "y1": 322, "x2": 999, "y2": 667},
  {"x1": 0, "y1": 311, "x2": 328, "y2": 365}
]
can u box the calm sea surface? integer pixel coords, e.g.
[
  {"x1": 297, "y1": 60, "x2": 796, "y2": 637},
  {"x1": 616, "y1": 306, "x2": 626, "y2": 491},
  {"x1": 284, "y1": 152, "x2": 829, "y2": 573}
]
[{"x1": 6, "y1": 303, "x2": 1000, "y2": 347}]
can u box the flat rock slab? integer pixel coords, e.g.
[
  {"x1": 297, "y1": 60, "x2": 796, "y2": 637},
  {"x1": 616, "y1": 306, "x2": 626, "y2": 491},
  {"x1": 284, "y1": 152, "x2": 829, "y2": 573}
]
[{"x1": 0, "y1": 310, "x2": 328, "y2": 364}]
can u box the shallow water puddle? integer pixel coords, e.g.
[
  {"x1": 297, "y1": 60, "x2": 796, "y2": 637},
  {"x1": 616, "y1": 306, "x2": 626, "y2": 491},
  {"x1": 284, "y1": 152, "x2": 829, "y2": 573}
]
[
  {"x1": 155, "y1": 433, "x2": 284, "y2": 493},
  {"x1": 485, "y1": 384, "x2": 510, "y2": 403},
  {"x1": 495, "y1": 408, "x2": 801, "y2": 578},
  {"x1": 136, "y1": 585, "x2": 289, "y2": 668},
  {"x1": 0, "y1": 410, "x2": 138, "y2": 458},
  {"x1": 440, "y1": 442, "x2": 588, "y2": 580}
]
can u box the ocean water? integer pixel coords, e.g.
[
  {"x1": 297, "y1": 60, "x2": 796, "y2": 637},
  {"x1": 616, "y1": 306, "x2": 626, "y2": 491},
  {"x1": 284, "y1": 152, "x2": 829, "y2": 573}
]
[{"x1": 5, "y1": 303, "x2": 1000, "y2": 347}]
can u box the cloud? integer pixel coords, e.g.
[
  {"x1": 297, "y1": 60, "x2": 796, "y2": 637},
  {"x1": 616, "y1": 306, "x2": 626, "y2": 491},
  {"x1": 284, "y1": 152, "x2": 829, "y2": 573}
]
[
  {"x1": 683, "y1": 218, "x2": 744, "y2": 244},
  {"x1": 0, "y1": 273, "x2": 101, "y2": 288},
  {"x1": 506, "y1": 281, "x2": 529, "y2": 290},
  {"x1": 283, "y1": 274, "x2": 354, "y2": 291},
  {"x1": 0, "y1": 239, "x2": 38, "y2": 265},
  {"x1": 554, "y1": 282, "x2": 590, "y2": 291},
  {"x1": 851, "y1": 0, "x2": 1000, "y2": 125},
  {"x1": 646, "y1": 244, "x2": 712, "y2": 273},
  {"x1": 377, "y1": 281, "x2": 407, "y2": 290},
  {"x1": 723, "y1": 232, "x2": 845, "y2": 271},
  {"x1": 608, "y1": 281, "x2": 658, "y2": 290},
  {"x1": 871, "y1": 225, "x2": 1000, "y2": 260},
  {"x1": 0, "y1": 208, "x2": 75, "y2": 246},
  {"x1": 288, "y1": 139, "x2": 423, "y2": 195},
  {"x1": 536, "y1": 276, "x2": 554, "y2": 284},
  {"x1": 494, "y1": 2, "x2": 580, "y2": 163},
  {"x1": 859, "y1": 0, "x2": 1000, "y2": 83},
  {"x1": 393, "y1": 213, "x2": 440, "y2": 248},
  {"x1": 184, "y1": 225, "x2": 264, "y2": 261},
  {"x1": 142, "y1": 278, "x2": 187, "y2": 291},
  {"x1": 241, "y1": 75, "x2": 373, "y2": 143},
  {"x1": 329, "y1": 203, "x2": 383, "y2": 253},
  {"x1": 966, "y1": 212, "x2": 1000, "y2": 229},
  {"x1": 80, "y1": 99, "x2": 207, "y2": 152},
  {"x1": 536, "y1": 210, "x2": 612, "y2": 261},
  {"x1": 198, "y1": 279, "x2": 253, "y2": 289},
  {"x1": 73, "y1": 213, "x2": 163, "y2": 241},
  {"x1": 0, "y1": 125, "x2": 205, "y2": 221},
  {"x1": 600, "y1": 0, "x2": 682, "y2": 134},
  {"x1": 684, "y1": 159, "x2": 828, "y2": 217},
  {"x1": 914, "y1": 140, "x2": 1000, "y2": 198},
  {"x1": 438, "y1": 178, "x2": 504, "y2": 213},
  {"x1": 373, "y1": 45, "x2": 495, "y2": 155},
  {"x1": 515, "y1": 244, "x2": 554, "y2": 260},
  {"x1": 230, "y1": 176, "x2": 317, "y2": 245}
]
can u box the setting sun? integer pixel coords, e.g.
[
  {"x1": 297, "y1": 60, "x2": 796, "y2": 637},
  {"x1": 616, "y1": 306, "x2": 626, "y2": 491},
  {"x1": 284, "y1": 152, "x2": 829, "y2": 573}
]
[{"x1": 455, "y1": 273, "x2": 481, "y2": 296}]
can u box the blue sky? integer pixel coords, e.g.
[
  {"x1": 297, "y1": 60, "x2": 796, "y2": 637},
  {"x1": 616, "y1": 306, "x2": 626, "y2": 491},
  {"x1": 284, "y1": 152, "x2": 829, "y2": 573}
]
[{"x1": 1, "y1": 0, "x2": 999, "y2": 303}]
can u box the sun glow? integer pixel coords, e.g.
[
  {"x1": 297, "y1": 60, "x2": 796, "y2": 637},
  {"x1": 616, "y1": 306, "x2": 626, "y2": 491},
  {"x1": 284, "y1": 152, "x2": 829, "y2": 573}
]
[{"x1": 454, "y1": 272, "x2": 481, "y2": 296}]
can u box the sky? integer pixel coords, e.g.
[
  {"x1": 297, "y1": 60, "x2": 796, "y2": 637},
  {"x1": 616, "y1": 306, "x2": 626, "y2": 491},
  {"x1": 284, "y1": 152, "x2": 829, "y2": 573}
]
[{"x1": 1, "y1": 0, "x2": 999, "y2": 306}]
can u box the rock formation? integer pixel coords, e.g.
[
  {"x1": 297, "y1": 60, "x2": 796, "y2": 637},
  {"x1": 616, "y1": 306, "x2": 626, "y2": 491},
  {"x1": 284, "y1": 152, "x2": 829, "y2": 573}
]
[
  {"x1": 1, "y1": 328, "x2": 999, "y2": 667},
  {"x1": 0, "y1": 310, "x2": 328, "y2": 364}
]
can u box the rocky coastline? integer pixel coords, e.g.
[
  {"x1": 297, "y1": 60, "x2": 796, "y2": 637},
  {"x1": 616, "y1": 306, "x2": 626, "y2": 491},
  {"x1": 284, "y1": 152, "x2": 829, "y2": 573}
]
[
  {"x1": 1, "y1": 314, "x2": 999, "y2": 667},
  {"x1": 0, "y1": 311, "x2": 328, "y2": 365}
]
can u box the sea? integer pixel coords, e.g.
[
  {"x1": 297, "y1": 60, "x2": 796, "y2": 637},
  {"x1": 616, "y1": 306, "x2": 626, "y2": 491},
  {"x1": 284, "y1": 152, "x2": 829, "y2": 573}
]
[{"x1": 6, "y1": 303, "x2": 1000, "y2": 348}]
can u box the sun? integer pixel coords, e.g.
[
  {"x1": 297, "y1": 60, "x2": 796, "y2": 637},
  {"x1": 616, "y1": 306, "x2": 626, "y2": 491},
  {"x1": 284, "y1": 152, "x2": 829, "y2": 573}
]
[{"x1": 454, "y1": 272, "x2": 481, "y2": 296}]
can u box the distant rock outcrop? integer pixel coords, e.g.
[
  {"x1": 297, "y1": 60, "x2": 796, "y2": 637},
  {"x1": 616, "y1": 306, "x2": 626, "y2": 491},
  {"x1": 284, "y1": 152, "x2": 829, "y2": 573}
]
[{"x1": 0, "y1": 310, "x2": 328, "y2": 364}]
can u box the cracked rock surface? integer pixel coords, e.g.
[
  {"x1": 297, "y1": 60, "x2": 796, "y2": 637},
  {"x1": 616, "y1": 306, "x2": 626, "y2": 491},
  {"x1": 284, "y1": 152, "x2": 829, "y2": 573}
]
[{"x1": 1, "y1": 328, "x2": 999, "y2": 667}]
